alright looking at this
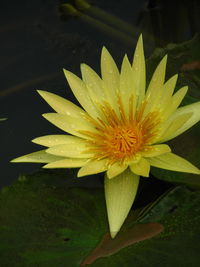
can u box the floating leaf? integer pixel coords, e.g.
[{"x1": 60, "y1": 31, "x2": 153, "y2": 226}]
[{"x1": 0, "y1": 170, "x2": 200, "y2": 266}]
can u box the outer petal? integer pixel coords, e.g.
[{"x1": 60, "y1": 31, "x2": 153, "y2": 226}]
[
  {"x1": 42, "y1": 113, "x2": 97, "y2": 139},
  {"x1": 148, "y1": 74, "x2": 178, "y2": 115},
  {"x1": 107, "y1": 162, "x2": 128, "y2": 179},
  {"x1": 32, "y1": 135, "x2": 84, "y2": 147},
  {"x1": 10, "y1": 150, "x2": 64, "y2": 163},
  {"x1": 46, "y1": 143, "x2": 94, "y2": 158},
  {"x1": 105, "y1": 168, "x2": 140, "y2": 238},
  {"x1": 141, "y1": 144, "x2": 171, "y2": 157},
  {"x1": 43, "y1": 158, "x2": 88, "y2": 168},
  {"x1": 81, "y1": 63, "x2": 105, "y2": 104},
  {"x1": 63, "y1": 69, "x2": 99, "y2": 119},
  {"x1": 159, "y1": 101, "x2": 200, "y2": 142},
  {"x1": 130, "y1": 158, "x2": 150, "y2": 177},
  {"x1": 143, "y1": 55, "x2": 167, "y2": 117},
  {"x1": 132, "y1": 34, "x2": 146, "y2": 106},
  {"x1": 77, "y1": 159, "x2": 108, "y2": 177},
  {"x1": 158, "y1": 74, "x2": 178, "y2": 113},
  {"x1": 101, "y1": 47, "x2": 120, "y2": 112},
  {"x1": 148, "y1": 152, "x2": 200, "y2": 174},
  {"x1": 37, "y1": 90, "x2": 86, "y2": 117},
  {"x1": 162, "y1": 86, "x2": 188, "y2": 120},
  {"x1": 120, "y1": 55, "x2": 136, "y2": 118},
  {"x1": 162, "y1": 74, "x2": 178, "y2": 103},
  {"x1": 157, "y1": 112, "x2": 192, "y2": 143}
]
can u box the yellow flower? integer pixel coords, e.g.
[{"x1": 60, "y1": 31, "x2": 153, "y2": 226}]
[{"x1": 12, "y1": 35, "x2": 200, "y2": 238}]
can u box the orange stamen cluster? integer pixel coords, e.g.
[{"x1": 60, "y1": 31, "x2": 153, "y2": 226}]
[{"x1": 81, "y1": 96, "x2": 160, "y2": 164}]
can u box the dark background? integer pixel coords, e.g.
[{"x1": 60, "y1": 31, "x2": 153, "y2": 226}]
[{"x1": 1, "y1": 0, "x2": 199, "y2": 188}]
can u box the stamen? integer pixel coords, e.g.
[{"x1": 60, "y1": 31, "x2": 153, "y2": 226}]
[{"x1": 79, "y1": 96, "x2": 161, "y2": 164}]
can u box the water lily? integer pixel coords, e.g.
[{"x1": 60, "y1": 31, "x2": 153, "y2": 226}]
[{"x1": 11, "y1": 35, "x2": 200, "y2": 238}]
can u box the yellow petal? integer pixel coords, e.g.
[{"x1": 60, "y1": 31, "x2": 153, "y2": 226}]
[
  {"x1": 141, "y1": 144, "x2": 171, "y2": 157},
  {"x1": 43, "y1": 158, "x2": 88, "y2": 168},
  {"x1": 81, "y1": 63, "x2": 105, "y2": 104},
  {"x1": 162, "y1": 86, "x2": 188, "y2": 120},
  {"x1": 46, "y1": 142, "x2": 93, "y2": 158},
  {"x1": 105, "y1": 168, "x2": 140, "y2": 238},
  {"x1": 130, "y1": 158, "x2": 150, "y2": 177},
  {"x1": 77, "y1": 159, "x2": 108, "y2": 177},
  {"x1": 63, "y1": 69, "x2": 99, "y2": 119},
  {"x1": 157, "y1": 112, "x2": 192, "y2": 143},
  {"x1": 143, "y1": 55, "x2": 167, "y2": 117},
  {"x1": 101, "y1": 47, "x2": 119, "y2": 112},
  {"x1": 162, "y1": 101, "x2": 200, "y2": 141},
  {"x1": 120, "y1": 55, "x2": 136, "y2": 118},
  {"x1": 10, "y1": 150, "x2": 64, "y2": 163},
  {"x1": 160, "y1": 74, "x2": 178, "y2": 111},
  {"x1": 37, "y1": 90, "x2": 86, "y2": 117},
  {"x1": 32, "y1": 135, "x2": 81, "y2": 147},
  {"x1": 147, "y1": 74, "x2": 178, "y2": 115},
  {"x1": 127, "y1": 153, "x2": 142, "y2": 164},
  {"x1": 107, "y1": 162, "x2": 128, "y2": 179},
  {"x1": 163, "y1": 74, "x2": 178, "y2": 96},
  {"x1": 132, "y1": 34, "x2": 146, "y2": 106},
  {"x1": 42, "y1": 113, "x2": 96, "y2": 139},
  {"x1": 148, "y1": 152, "x2": 200, "y2": 174}
]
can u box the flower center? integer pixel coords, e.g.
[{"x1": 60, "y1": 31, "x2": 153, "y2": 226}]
[
  {"x1": 102, "y1": 124, "x2": 143, "y2": 161},
  {"x1": 80, "y1": 97, "x2": 160, "y2": 164}
]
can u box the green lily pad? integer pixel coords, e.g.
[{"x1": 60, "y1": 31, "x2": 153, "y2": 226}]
[{"x1": 1, "y1": 170, "x2": 200, "y2": 266}]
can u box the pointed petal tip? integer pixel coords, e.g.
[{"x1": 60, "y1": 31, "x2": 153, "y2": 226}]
[
  {"x1": 138, "y1": 33, "x2": 143, "y2": 43},
  {"x1": 110, "y1": 231, "x2": 117, "y2": 239},
  {"x1": 10, "y1": 158, "x2": 18, "y2": 163},
  {"x1": 182, "y1": 85, "x2": 188, "y2": 92},
  {"x1": 42, "y1": 112, "x2": 54, "y2": 118},
  {"x1": 121, "y1": 53, "x2": 130, "y2": 64},
  {"x1": 193, "y1": 168, "x2": 200, "y2": 175},
  {"x1": 37, "y1": 89, "x2": 45, "y2": 95},
  {"x1": 77, "y1": 170, "x2": 85, "y2": 178},
  {"x1": 42, "y1": 113, "x2": 57, "y2": 122},
  {"x1": 42, "y1": 113, "x2": 48, "y2": 118},
  {"x1": 42, "y1": 163, "x2": 58, "y2": 169},
  {"x1": 106, "y1": 172, "x2": 116, "y2": 179},
  {"x1": 42, "y1": 164, "x2": 49, "y2": 169},
  {"x1": 101, "y1": 46, "x2": 110, "y2": 58},
  {"x1": 37, "y1": 90, "x2": 51, "y2": 100},
  {"x1": 10, "y1": 156, "x2": 26, "y2": 163},
  {"x1": 80, "y1": 63, "x2": 85, "y2": 69},
  {"x1": 31, "y1": 137, "x2": 39, "y2": 144},
  {"x1": 36, "y1": 89, "x2": 42, "y2": 94},
  {"x1": 63, "y1": 68, "x2": 71, "y2": 78},
  {"x1": 160, "y1": 54, "x2": 168, "y2": 65}
]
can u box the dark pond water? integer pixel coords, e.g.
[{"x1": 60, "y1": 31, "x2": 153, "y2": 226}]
[{"x1": 0, "y1": 0, "x2": 199, "y2": 188}]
